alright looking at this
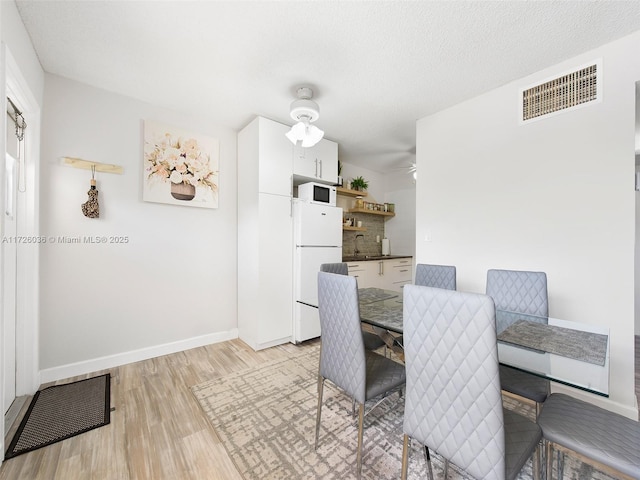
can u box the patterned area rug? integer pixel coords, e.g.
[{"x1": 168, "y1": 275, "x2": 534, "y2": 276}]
[{"x1": 192, "y1": 346, "x2": 614, "y2": 480}]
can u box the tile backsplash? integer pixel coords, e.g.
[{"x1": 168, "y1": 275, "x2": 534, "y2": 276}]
[{"x1": 342, "y1": 214, "x2": 385, "y2": 257}]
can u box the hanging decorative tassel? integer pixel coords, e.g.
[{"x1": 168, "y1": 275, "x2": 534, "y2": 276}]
[{"x1": 81, "y1": 165, "x2": 100, "y2": 218}]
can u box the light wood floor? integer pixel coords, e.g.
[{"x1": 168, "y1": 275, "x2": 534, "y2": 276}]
[
  {"x1": 1, "y1": 336, "x2": 639, "y2": 480},
  {"x1": 0, "y1": 338, "x2": 318, "y2": 480}
]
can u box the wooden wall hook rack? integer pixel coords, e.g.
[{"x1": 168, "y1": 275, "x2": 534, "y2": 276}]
[{"x1": 61, "y1": 157, "x2": 124, "y2": 175}]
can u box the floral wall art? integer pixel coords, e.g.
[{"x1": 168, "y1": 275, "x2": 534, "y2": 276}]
[{"x1": 143, "y1": 120, "x2": 219, "y2": 208}]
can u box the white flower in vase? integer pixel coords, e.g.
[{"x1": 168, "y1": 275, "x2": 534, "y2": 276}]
[{"x1": 170, "y1": 170, "x2": 183, "y2": 184}]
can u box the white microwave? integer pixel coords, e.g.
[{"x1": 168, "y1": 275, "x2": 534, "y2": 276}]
[{"x1": 298, "y1": 182, "x2": 337, "y2": 206}]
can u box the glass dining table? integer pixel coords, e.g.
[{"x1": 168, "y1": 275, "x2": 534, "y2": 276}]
[{"x1": 358, "y1": 287, "x2": 610, "y2": 397}]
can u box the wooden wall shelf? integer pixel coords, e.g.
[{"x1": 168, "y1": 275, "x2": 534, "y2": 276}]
[
  {"x1": 348, "y1": 208, "x2": 395, "y2": 217},
  {"x1": 61, "y1": 157, "x2": 124, "y2": 174},
  {"x1": 337, "y1": 186, "x2": 367, "y2": 197},
  {"x1": 343, "y1": 225, "x2": 367, "y2": 232}
]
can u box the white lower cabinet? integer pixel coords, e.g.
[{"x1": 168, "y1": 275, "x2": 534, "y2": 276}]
[
  {"x1": 238, "y1": 192, "x2": 293, "y2": 350},
  {"x1": 347, "y1": 257, "x2": 413, "y2": 292},
  {"x1": 347, "y1": 261, "x2": 381, "y2": 288},
  {"x1": 383, "y1": 258, "x2": 413, "y2": 292}
]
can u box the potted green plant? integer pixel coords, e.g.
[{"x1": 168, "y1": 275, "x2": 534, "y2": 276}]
[{"x1": 350, "y1": 176, "x2": 369, "y2": 192}]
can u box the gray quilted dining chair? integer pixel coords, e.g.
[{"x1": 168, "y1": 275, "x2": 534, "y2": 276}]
[
  {"x1": 315, "y1": 271, "x2": 406, "y2": 479},
  {"x1": 401, "y1": 285, "x2": 541, "y2": 480},
  {"x1": 486, "y1": 269, "x2": 550, "y2": 416},
  {"x1": 319, "y1": 262, "x2": 349, "y2": 276},
  {"x1": 414, "y1": 263, "x2": 456, "y2": 290},
  {"x1": 319, "y1": 263, "x2": 387, "y2": 353},
  {"x1": 395, "y1": 263, "x2": 456, "y2": 351}
]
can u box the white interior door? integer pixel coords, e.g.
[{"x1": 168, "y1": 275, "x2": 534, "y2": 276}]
[
  {"x1": 3, "y1": 148, "x2": 18, "y2": 414},
  {"x1": 2, "y1": 51, "x2": 41, "y2": 430}
]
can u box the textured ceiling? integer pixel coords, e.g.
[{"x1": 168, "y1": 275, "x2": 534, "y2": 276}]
[{"x1": 15, "y1": 0, "x2": 640, "y2": 173}]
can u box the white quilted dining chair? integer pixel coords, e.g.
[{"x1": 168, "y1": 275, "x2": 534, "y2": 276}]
[
  {"x1": 320, "y1": 262, "x2": 387, "y2": 353},
  {"x1": 414, "y1": 263, "x2": 456, "y2": 290},
  {"x1": 315, "y1": 271, "x2": 406, "y2": 479},
  {"x1": 486, "y1": 269, "x2": 550, "y2": 416},
  {"x1": 401, "y1": 285, "x2": 541, "y2": 480}
]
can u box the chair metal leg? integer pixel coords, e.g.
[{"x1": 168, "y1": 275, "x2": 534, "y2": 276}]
[
  {"x1": 362, "y1": 387, "x2": 403, "y2": 420},
  {"x1": 315, "y1": 376, "x2": 325, "y2": 450},
  {"x1": 533, "y1": 444, "x2": 541, "y2": 480},
  {"x1": 356, "y1": 403, "x2": 364, "y2": 479},
  {"x1": 444, "y1": 459, "x2": 449, "y2": 479},
  {"x1": 401, "y1": 435, "x2": 410, "y2": 480},
  {"x1": 557, "y1": 448, "x2": 565, "y2": 480},
  {"x1": 404, "y1": 441, "x2": 435, "y2": 480},
  {"x1": 548, "y1": 439, "x2": 566, "y2": 480},
  {"x1": 546, "y1": 440, "x2": 553, "y2": 480},
  {"x1": 424, "y1": 446, "x2": 434, "y2": 480}
]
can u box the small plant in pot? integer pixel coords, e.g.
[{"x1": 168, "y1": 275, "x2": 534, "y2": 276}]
[{"x1": 350, "y1": 176, "x2": 369, "y2": 192}]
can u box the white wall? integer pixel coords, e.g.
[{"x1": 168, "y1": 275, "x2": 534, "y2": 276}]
[
  {"x1": 416, "y1": 31, "x2": 640, "y2": 418},
  {"x1": 340, "y1": 162, "x2": 385, "y2": 202},
  {"x1": 384, "y1": 170, "x2": 416, "y2": 259},
  {"x1": 636, "y1": 162, "x2": 640, "y2": 335},
  {"x1": 636, "y1": 89, "x2": 640, "y2": 335},
  {"x1": 39, "y1": 74, "x2": 238, "y2": 380}
]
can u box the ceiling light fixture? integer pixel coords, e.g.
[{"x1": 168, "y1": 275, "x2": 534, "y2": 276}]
[{"x1": 285, "y1": 87, "x2": 324, "y2": 148}]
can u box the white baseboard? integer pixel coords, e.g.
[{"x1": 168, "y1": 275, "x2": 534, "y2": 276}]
[{"x1": 38, "y1": 329, "x2": 239, "y2": 386}]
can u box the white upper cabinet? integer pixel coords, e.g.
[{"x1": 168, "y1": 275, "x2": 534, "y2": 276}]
[
  {"x1": 258, "y1": 118, "x2": 294, "y2": 196},
  {"x1": 293, "y1": 138, "x2": 338, "y2": 185},
  {"x1": 239, "y1": 116, "x2": 293, "y2": 197}
]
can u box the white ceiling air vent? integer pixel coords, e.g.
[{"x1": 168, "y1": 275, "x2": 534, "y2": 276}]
[{"x1": 521, "y1": 63, "x2": 600, "y2": 122}]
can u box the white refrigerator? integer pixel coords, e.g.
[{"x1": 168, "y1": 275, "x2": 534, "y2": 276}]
[{"x1": 293, "y1": 200, "x2": 343, "y2": 343}]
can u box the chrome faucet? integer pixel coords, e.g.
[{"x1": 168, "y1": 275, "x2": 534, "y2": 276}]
[{"x1": 354, "y1": 234, "x2": 364, "y2": 257}]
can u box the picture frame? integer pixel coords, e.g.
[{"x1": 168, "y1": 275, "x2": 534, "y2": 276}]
[{"x1": 143, "y1": 120, "x2": 219, "y2": 208}]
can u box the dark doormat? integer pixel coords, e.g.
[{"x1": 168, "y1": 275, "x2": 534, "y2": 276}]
[{"x1": 4, "y1": 373, "x2": 111, "y2": 459}]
